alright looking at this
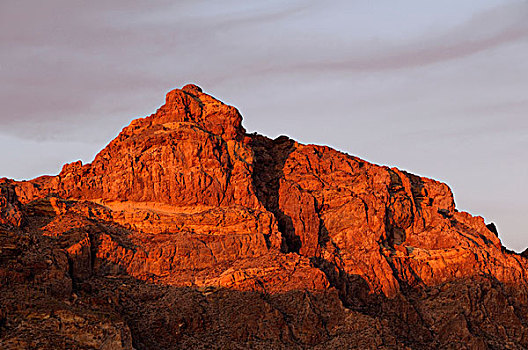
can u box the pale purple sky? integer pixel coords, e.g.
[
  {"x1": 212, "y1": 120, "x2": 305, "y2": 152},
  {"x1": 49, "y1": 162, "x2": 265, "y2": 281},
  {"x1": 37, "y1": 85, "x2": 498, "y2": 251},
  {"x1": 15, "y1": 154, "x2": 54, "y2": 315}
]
[{"x1": 1, "y1": 1, "x2": 527, "y2": 251}]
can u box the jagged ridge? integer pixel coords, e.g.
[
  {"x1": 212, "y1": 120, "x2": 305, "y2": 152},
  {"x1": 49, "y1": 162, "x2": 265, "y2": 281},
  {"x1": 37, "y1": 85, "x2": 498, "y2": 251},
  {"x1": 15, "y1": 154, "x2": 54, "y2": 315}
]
[{"x1": 1, "y1": 85, "x2": 527, "y2": 349}]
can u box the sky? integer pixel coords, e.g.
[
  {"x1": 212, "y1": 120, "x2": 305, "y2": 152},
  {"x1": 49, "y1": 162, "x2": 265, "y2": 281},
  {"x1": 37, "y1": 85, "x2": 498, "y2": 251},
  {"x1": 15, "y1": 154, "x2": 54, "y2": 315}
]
[{"x1": 0, "y1": 1, "x2": 527, "y2": 251}]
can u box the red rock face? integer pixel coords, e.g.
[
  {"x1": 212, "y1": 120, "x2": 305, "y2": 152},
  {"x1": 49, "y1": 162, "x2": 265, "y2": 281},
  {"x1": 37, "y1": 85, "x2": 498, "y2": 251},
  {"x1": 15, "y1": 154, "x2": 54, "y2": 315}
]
[
  {"x1": 0, "y1": 179, "x2": 24, "y2": 227},
  {"x1": 1, "y1": 85, "x2": 527, "y2": 349}
]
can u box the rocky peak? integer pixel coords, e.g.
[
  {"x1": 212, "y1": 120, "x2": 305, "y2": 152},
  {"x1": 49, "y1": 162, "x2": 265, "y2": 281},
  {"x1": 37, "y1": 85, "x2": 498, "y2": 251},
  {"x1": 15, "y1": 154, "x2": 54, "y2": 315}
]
[
  {"x1": 153, "y1": 84, "x2": 244, "y2": 140},
  {"x1": 39, "y1": 86, "x2": 520, "y2": 295},
  {"x1": 2, "y1": 86, "x2": 528, "y2": 349},
  {"x1": 181, "y1": 83, "x2": 203, "y2": 94},
  {"x1": 46, "y1": 85, "x2": 256, "y2": 208}
]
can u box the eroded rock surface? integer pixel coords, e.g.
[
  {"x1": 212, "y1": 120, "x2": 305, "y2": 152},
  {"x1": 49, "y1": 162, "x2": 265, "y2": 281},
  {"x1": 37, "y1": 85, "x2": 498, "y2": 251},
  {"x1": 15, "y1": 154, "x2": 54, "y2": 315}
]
[{"x1": 1, "y1": 85, "x2": 527, "y2": 349}]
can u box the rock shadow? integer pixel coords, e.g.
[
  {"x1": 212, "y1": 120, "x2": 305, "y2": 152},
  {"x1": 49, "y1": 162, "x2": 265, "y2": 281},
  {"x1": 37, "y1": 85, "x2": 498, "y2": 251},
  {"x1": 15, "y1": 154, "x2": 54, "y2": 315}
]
[
  {"x1": 249, "y1": 134, "x2": 300, "y2": 253},
  {"x1": 4, "y1": 203, "x2": 528, "y2": 349},
  {"x1": 404, "y1": 171, "x2": 426, "y2": 213}
]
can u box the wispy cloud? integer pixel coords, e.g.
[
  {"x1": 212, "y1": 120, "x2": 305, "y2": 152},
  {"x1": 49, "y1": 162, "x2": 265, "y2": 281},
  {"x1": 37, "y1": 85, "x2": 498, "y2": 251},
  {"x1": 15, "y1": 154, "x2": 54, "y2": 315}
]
[
  {"x1": 1, "y1": 0, "x2": 525, "y2": 142},
  {"x1": 242, "y1": 2, "x2": 528, "y2": 74}
]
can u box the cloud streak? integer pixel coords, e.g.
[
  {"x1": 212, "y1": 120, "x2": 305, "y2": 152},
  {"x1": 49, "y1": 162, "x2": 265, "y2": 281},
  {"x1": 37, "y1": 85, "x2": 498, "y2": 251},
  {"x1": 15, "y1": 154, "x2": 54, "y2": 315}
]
[{"x1": 240, "y1": 2, "x2": 528, "y2": 75}]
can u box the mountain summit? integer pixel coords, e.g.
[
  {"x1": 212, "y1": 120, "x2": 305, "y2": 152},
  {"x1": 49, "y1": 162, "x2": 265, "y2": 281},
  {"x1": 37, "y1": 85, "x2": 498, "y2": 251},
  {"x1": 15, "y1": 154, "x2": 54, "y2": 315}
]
[{"x1": 1, "y1": 86, "x2": 527, "y2": 349}]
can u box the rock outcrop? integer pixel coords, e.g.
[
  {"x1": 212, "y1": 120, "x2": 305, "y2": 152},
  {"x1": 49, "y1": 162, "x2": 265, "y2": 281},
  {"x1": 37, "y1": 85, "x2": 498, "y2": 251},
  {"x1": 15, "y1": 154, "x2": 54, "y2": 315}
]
[{"x1": 1, "y1": 85, "x2": 527, "y2": 349}]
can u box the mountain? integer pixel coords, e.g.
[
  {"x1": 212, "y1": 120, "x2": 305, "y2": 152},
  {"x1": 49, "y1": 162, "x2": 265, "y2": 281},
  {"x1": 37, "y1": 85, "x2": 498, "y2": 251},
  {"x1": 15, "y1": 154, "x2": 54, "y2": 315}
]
[{"x1": 1, "y1": 84, "x2": 527, "y2": 349}]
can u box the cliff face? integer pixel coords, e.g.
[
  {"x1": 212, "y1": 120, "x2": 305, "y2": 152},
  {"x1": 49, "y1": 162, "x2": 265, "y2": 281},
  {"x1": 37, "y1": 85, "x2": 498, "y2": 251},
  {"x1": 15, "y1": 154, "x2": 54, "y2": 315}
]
[{"x1": 1, "y1": 85, "x2": 527, "y2": 349}]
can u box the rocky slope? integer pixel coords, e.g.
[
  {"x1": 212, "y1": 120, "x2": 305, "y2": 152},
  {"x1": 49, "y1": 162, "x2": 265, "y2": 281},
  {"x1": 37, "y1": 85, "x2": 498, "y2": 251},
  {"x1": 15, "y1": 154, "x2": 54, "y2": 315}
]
[{"x1": 1, "y1": 84, "x2": 527, "y2": 349}]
